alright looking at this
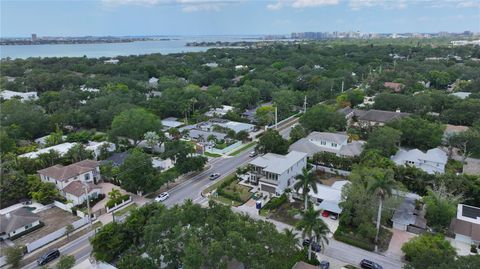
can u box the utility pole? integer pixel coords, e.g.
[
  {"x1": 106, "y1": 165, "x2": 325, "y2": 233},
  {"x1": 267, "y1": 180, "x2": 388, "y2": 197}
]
[
  {"x1": 274, "y1": 106, "x2": 278, "y2": 130},
  {"x1": 341, "y1": 81, "x2": 344, "y2": 93},
  {"x1": 303, "y1": 95, "x2": 307, "y2": 113},
  {"x1": 83, "y1": 185, "x2": 92, "y2": 228}
]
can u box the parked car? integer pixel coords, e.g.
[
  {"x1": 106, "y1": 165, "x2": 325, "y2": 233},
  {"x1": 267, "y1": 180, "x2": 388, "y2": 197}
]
[
  {"x1": 209, "y1": 173, "x2": 220, "y2": 180},
  {"x1": 37, "y1": 249, "x2": 60, "y2": 266},
  {"x1": 330, "y1": 214, "x2": 338, "y2": 220},
  {"x1": 322, "y1": 211, "x2": 330, "y2": 217},
  {"x1": 360, "y1": 259, "x2": 383, "y2": 269},
  {"x1": 319, "y1": 260, "x2": 330, "y2": 269},
  {"x1": 310, "y1": 242, "x2": 321, "y2": 252},
  {"x1": 249, "y1": 151, "x2": 258, "y2": 157},
  {"x1": 302, "y1": 238, "x2": 310, "y2": 247},
  {"x1": 155, "y1": 192, "x2": 170, "y2": 202}
]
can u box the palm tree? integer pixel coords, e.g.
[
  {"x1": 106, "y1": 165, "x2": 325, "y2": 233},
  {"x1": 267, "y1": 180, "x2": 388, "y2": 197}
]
[
  {"x1": 293, "y1": 168, "x2": 318, "y2": 212},
  {"x1": 368, "y1": 170, "x2": 396, "y2": 243},
  {"x1": 296, "y1": 206, "x2": 330, "y2": 260}
]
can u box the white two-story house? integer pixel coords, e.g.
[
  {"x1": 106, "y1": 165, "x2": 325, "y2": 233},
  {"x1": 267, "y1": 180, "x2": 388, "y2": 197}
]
[
  {"x1": 37, "y1": 159, "x2": 102, "y2": 205},
  {"x1": 248, "y1": 151, "x2": 307, "y2": 195},
  {"x1": 391, "y1": 148, "x2": 448, "y2": 174},
  {"x1": 289, "y1": 132, "x2": 364, "y2": 158}
]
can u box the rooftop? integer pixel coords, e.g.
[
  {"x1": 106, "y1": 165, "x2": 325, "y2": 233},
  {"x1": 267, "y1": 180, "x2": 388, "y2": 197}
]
[
  {"x1": 357, "y1": 109, "x2": 410, "y2": 123},
  {"x1": 63, "y1": 181, "x2": 100, "y2": 197},
  {"x1": 19, "y1": 142, "x2": 78, "y2": 159},
  {"x1": 38, "y1": 159, "x2": 99, "y2": 181},
  {"x1": 249, "y1": 151, "x2": 307, "y2": 175},
  {"x1": 0, "y1": 207, "x2": 40, "y2": 234}
]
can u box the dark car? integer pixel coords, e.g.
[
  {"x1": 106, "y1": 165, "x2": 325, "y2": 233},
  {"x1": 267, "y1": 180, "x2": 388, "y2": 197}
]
[
  {"x1": 310, "y1": 242, "x2": 321, "y2": 252},
  {"x1": 360, "y1": 259, "x2": 383, "y2": 269},
  {"x1": 302, "y1": 238, "x2": 310, "y2": 246},
  {"x1": 37, "y1": 249, "x2": 60, "y2": 266},
  {"x1": 319, "y1": 260, "x2": 330, "y2": 269}
]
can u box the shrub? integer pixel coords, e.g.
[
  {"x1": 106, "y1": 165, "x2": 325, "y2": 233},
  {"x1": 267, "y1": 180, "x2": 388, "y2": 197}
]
[
  {"x1": 106, "y1": 194, "x2": 130, "y2": 209},
  {"x1": 262, "y1": 194, "x2": 287, "y2": 211},
  {"x1": 471, "y1": 244, "x2": 478, "y2": 253},
  {"x1": 333, "y1": 230, "x2": 375, "y2": 251}
]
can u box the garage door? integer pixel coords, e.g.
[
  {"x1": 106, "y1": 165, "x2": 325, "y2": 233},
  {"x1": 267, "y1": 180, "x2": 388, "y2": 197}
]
[{"x1": 260, "y1": 184, "x2": 276, "y2": 193}]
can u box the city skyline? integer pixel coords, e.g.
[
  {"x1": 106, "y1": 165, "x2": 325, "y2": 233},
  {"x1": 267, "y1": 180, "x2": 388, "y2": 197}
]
[{"x1": 1, "y1": 0, "x2": 479, "y2": 37}]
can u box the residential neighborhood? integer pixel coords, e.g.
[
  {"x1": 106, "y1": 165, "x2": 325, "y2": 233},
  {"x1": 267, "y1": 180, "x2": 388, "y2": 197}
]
[{"x1": 1, "y1": 21, "x2": 480, "y2": 269}]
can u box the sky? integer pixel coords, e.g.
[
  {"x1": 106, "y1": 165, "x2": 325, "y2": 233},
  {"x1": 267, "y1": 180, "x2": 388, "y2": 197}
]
[{"x1": 1, "y1": 0, "x2": 479, "y2": 37}]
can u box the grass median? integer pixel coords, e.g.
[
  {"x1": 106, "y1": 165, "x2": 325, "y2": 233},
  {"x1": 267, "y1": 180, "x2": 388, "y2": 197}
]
[{"x1": 228, "y1": 142, "x2": 256, "y2": 156}]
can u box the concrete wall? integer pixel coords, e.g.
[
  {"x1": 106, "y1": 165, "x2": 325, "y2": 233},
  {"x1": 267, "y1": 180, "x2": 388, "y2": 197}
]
[
  {"x1": 26, "y1": 217, "x2": 89, "y2": 253},
  {"x1": 106, "y1": 196, "x2": 132, "y2": 213}
]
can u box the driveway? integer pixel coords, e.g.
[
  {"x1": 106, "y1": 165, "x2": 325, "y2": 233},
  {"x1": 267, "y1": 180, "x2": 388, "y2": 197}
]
[{"x1": 385, "y1": 229, "x2": 416, "y2": 260}]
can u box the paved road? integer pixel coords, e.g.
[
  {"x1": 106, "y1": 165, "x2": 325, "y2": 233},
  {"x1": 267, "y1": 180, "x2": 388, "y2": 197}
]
[{"x1": 23, "y1": 230, "x2": 94, "y2": 269}]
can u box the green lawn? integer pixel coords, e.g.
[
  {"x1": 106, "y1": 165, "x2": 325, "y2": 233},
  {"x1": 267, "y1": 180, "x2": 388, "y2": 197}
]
[
  {"x1": 204, "y1": 152, "x2": 222, "y2": 158},
  {"x1": 202, "y1": 172, "x2": 236, "y2": 195},
  {"x1": 113, "y1": 203, "x2": 137, "y2": 217},
  {"x1": 228, "y1": 142, "x2": 256, "y2": 156}
]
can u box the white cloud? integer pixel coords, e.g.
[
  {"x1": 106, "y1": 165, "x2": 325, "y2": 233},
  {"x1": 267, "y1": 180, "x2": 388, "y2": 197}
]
[
  {"x1": 102, "y1": 0, "x2": 241, "y2": 12},
  {"x1": 267, "y1": 0, "x2": 339, "y2": 10},
  {"x1": 349, "y1": 0, "x2": 407, "y2": 10}
]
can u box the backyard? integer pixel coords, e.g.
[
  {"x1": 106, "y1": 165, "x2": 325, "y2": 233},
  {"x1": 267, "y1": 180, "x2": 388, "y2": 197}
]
[{"x1": 12, "y1": 207, "x2": 80, "y2": 247}]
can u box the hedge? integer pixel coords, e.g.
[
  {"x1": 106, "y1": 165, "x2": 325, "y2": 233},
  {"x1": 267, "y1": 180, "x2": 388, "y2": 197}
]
[{"x1": 333, "y1": 230, "x2": 375, "y2": 251}]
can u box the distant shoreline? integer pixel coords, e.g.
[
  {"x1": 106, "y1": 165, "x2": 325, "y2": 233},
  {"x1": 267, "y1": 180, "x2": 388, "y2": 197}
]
[{"x1": 0, "y1": 38, "x2": 173, "y2": 46}]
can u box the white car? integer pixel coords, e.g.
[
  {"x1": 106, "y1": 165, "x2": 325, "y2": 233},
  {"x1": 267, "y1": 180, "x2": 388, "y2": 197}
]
[{"x1": 155, "y1": 192, "x2": 170, "y2": 202}]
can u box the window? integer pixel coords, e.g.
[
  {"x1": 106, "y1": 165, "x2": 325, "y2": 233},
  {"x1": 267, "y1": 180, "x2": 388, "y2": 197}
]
[
  {"x1": 332, "y1": 143, "x2": 337, "y2": 147},
  {"x1": 25, "y1": 224, "x2": 32, "y2": 229},
  {"x1": 320, "y1": 141, "x2": 326, "y2": 145},
  {"x1": 84, "y1": 173, "x2": 90, "y2": 181}
]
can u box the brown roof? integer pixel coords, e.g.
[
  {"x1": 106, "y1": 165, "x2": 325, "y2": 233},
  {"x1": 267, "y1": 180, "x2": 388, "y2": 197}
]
[
  {"x1": 63, "y1": 181, "x2": 100, "y2": 197},
  {"x1": 37, "y1": 159, "x2": 99, "y2": 181},
  {"x1": 358, "y1": 109, "x2": 410, "y2": 124},
  {"x1": 292, "y1": 261, "x2": 319, "y2": 269},
  {"x1": 453, "y1": 218, "x2": 480, "y2": 241},
  {"x1": 384, "y1": 82, "x2": 404, "y2": 92},
  {"x1": 0, "y1": 207, "x2": 40, "y2": 234}
]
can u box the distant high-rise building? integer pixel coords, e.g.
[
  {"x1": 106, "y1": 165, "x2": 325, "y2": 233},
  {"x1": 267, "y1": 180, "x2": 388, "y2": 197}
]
[{"x1": 31, "y1": 33, "x2": 37, "y2": 42}]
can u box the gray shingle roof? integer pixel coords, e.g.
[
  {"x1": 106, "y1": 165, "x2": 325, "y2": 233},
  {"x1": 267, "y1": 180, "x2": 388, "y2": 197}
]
[
  {"x1": 0, "y1": 207, "x2": 40, "y2": 234},
  {"x1": 358, "y1": 109, "x2": 410, "y2": 123},
  {"x1": 307, "y1": 132, "x2": 348, "y2": 145}
]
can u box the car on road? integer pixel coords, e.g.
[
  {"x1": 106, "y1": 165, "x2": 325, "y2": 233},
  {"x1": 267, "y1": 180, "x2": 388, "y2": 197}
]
[
  {"x1": 209, "y1": 173, "x2": 221, "y2": 180},
  {"x1": 37, "y1": 249, "x2": 60, "y2": 266},
  {"x1": 360, "y1": 259, "x2": 383, "y2": 269},
  {"x1": 155, "y1": 192, "x2": 170, "y2": 202},
  {"x1": 249, "y1": 151, "x2": 258, "y2": 157},
  {"x1": 319, "y1": 260, "x2": 330, "y2": 269},
  {"x1": 302, "y1": 238, "x2": 310, "y2": 246}
]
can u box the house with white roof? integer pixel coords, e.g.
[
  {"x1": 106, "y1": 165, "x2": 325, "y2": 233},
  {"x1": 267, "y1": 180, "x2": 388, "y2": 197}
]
[
  {"x1": 161, "y1": 117, "x2": 184, "y2": 129},
  {"x1": 450, "y1": 92, "x2": 471, "y2": 99},
  {"x1": 289, "y1": 132, "x2": 365, "y2": 158},
  {"x1": 85, "y1": 141, "x2": 116, "y2": 160},
  {"x1": 451, "y1": 204, "x2": 480, "y2": 246},
  {"x1": 80, "y1": 85, "x2": 100, "y2": 93},
  {"x1": 308, "y1": 180, "x2": 350, "y2": 215},
  {"x1": 19, "y1": 142, "x2": 78, "y2": 159},
  {"x1": 248, "y1": 151, "x2": 307, "y2": 195},
  {"x1": 0, "y1": 90, "x2": 38, "y2": 102},
  {"x1": 148, "y1": 77, "x2": 159, "y2": 88},
  {"x1": 391, "y1": 148, "x2": 448, "y2": 174},
  {"x1": 103, "y1": 59, "x2": 119, "y2": 64},
  {"x1": 205, "y1": 105, "x2": 234, "y2": 117}
]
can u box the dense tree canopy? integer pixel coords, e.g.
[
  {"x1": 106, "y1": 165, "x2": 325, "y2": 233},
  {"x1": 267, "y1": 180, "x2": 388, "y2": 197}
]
[
  {"x1": 91, "y1": 202, "x2": 304, "y2": 269},
  {"x1": 300, "y1": 104, "x2": 346, "y2": 132},
  {"x1": 110, "y1": 108, "x2": 162, "y2": 146}
]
